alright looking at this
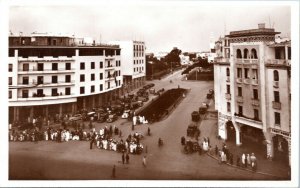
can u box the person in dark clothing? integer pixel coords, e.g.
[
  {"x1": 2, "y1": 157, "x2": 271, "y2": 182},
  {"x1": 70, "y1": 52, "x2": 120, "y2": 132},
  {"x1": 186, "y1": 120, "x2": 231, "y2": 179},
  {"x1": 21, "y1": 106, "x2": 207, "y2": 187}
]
[
  {"x1": 112, "y1": 165, "x2": 116, "y2": 178},
  {"x1": 122, "y1": 153, "x2": 125, "y2": 164},
  {"x1": 230, "y1": 154, "x2": 233, "y2": 165},
  {"x1": 126, "y1": 153, "x2": 129, "y2": 164},
  {"x1": 90, "y1": 139, "x2": 93, "y2": 149},
  {"x1": 245, "y1": 156, "x2": 248, "y2": 168},
  {"x1": 147, "y1": 127, "x2": 151, "y2": 136},
  {"x1": 181, "y1": 136, "x2": 186, "y2": 145}
]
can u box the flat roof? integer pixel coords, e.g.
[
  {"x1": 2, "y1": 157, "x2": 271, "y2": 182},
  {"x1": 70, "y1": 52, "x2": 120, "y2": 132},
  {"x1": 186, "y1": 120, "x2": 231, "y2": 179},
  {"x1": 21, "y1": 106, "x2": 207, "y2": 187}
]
[{"x1": 226, "y1": 28, "x2": 280, "y2": 38}]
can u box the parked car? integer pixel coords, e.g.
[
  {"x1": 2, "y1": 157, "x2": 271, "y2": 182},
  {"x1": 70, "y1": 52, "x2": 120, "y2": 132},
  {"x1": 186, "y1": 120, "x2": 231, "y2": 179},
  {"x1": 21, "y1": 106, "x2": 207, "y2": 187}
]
[
  {"x1": 69, "y1": 114, "x2": 82, "y2": 121},
  {"x1": 149, "y1": 88, "x2": 155, "y2": 94},
  {"x1": 191, "y1": 111, "x2": 200, "y2": 122},
  {"x1": 131, "y1": 101, "x2": 143, "y2": 109},
  {"x1": 199, "y1": 106, "x2": 208, "y2": 114},
  {"x1": 106, "y1": 113, "x2": 118, "y2": 123}
]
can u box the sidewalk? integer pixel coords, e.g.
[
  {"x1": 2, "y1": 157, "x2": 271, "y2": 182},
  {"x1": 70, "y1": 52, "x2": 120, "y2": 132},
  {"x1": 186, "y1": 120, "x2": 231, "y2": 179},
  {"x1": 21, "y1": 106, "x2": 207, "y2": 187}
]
[{"x1": 199, "y1": 101, "x2": 291, "y2": 180}]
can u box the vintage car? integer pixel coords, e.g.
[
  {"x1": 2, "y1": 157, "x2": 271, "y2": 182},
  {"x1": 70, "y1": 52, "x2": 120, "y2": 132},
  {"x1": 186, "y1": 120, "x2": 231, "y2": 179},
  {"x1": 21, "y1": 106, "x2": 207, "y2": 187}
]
[
  {"x1": 69, "y1": 114, "x2": 82, "y2": 121},
  {"x1": 191, "y1": 111, "x2": 200, "y2": 122},
  {"x1": 106, "y1": 113, "x2": 118, "y2": 123}
]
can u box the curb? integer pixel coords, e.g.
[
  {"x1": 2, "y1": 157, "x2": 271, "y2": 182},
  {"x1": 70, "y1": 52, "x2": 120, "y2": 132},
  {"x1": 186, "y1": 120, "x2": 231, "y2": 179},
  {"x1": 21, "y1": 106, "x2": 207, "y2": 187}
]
[{"x1": 206, "y1": 152, "x2": 287, "y2": 179}]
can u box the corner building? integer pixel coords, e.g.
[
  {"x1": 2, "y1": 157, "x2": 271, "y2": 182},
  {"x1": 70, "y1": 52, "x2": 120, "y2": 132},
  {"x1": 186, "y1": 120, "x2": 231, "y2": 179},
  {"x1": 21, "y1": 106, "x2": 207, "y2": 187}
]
[
  {"x1": 9, "y1": 33, "x2": 122, "y2": 123},
  {"x1": 214, "y1": 24, "x2": 291, "y2": 166}
]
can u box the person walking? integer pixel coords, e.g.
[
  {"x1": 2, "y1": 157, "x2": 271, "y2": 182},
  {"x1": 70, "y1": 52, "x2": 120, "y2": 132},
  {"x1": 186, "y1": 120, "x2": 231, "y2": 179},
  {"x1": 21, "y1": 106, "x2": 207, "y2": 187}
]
[
  {"x1": 111, "y1": 165, "x2": 116, "y2": 178},
  {"x1": 242, "y1": 153, "x2": 246, "y2": 167},
  {"x1": 122, "y1": 153, "x2": 125, "y2": 164},
  {"x1": 236, "y1": 155, "x2": 240, "y2": 167},
  {"x1": 147, "y1": 127, "x2": 151, "y2": 136},
  {"x1": 126, "y1": 153, "x2": 129, "y2": 164},
  {"x1": 245, "y1": 154, "x2": 248, "y2": 168},
  {"x1": 247, "y1": 154, "x2": 251, "y2": 167},
  {"x1": 142, "y1": 155, "x2": 147, "y2": 167}
]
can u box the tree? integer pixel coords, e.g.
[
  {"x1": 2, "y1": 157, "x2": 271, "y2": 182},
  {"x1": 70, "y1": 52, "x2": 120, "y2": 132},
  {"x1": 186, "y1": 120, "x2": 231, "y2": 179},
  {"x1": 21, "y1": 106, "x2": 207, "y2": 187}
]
[{"x1": 163, "y1": 47, "x2": 182, "y2": 68}]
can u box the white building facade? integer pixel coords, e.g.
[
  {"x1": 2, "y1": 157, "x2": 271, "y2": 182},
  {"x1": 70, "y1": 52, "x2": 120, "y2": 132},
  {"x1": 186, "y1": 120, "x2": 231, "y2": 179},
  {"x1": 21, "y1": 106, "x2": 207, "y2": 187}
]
[
  {"x1": 9, "y1": 34, "x2": 123, "y2": 123},
  {"x1": 214, "y1": 24, "x2": 291, "y2": 166}
]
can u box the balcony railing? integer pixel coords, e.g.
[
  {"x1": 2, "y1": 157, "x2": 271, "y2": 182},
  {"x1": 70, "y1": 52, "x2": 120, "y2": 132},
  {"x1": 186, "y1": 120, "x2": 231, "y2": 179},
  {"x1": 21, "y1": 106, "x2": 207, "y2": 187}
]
[
  {"x1": 267, "y1": 59, "x2": 290, "y2": 66},
  {"x1": 252, "y1": 79, "x2": 258, "y2": 85},
  {"x1": 18, "y1": 80, "x2": 75, "y2": 86},
  {"x1": 252, "y1": 98, "x2": 260, "y2": 106},
  {"x1": 225, "y1": 93, "x2": 231, "y2": 100},
  {"x1": 244, "y1": 78, "x2": 251, "y2": 84},
  {"x1": 17, "y1": 93, "x2": 75, "y2": 100},
  {"x1": 235, "y1": 59, "x2": 259, "y2": 64},
  {"x1": 236, "y1": 78, "x2": 243, "y2": 83},
  {"x1": 273, "y1": 81, "x2": 279, "y2": 88},
  {"x1": 18, "y1": 56, "x2": 75, "y2": 62},
  {"x1": 18, "y1": 68, "x2": 75, "y2": 73},
  {"x1": 105, "y1": 65, "x2": 116, "y2": 69},
  {"x1": 272, "y1": 101, "x2": 281, "y2": 110},
  {"x1": 236, "y1": 96, "x2": 243, "y2": 103}
]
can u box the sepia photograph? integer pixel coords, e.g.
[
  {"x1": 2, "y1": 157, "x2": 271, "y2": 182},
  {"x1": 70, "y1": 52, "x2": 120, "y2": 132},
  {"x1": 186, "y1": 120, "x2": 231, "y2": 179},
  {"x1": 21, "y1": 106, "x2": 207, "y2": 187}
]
[{"x1": 1, "y1": 0, "x2": 299, "y2": 187}]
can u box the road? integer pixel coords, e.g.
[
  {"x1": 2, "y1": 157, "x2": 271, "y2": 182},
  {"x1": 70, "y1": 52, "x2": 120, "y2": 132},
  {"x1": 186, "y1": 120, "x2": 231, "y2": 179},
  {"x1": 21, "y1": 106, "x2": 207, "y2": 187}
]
[{"x1": 9, "y1": 69, "x2": 276, "y2": 180}]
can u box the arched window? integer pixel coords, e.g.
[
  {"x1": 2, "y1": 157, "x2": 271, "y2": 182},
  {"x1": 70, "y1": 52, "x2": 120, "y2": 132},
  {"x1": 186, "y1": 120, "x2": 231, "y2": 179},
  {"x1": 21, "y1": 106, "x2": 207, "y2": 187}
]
[
  {"x1": 243, "y1": 49, "x2": 249, "y2": 59},
  {"x1": 226, "y1": 68, "x2": 230, "y2": 76},
  {"x1": 251, "y1": 49, "x2": 258, "y2": 59},
  {"x1": 273, "y1": 70, "x2": 279, "y2": 81},
  {"x1": 236, "y1": 49, "x2": 242, "y2": 58}
]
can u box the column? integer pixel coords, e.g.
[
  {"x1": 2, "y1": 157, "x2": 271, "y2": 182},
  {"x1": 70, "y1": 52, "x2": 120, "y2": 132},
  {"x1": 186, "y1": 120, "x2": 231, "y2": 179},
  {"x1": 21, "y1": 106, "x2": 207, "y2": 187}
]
[
  {"x1": 285, "y1": 46, "x2": 288, "y2": 60},
  {"x1": 83, "y1": 97, "x2": 86, "y2": 109},
  {"x1": 59, "y1": 104, "x2": 63, "y2": 116},
  {"x1": 30, "y1": 107, "x2": 34, "y2": 122},
  {"x1": 234, "y1": 122, "x2": 242, "y2": 146},
  {"x1": 264, "y1": 132, "x2": 274, "y2": 159},
  {"x1": 92, "y1": 95, "x2": 95, "y2": 108},
  {"x1": 72, "y1": 103, "x2": 76, "y2": 114},
  {"x1": 13, "y1": 107, "x2": 18, "y2": 122},
  {"x1": 45, "y1": 105, "x2": 49, "y2": 117}
]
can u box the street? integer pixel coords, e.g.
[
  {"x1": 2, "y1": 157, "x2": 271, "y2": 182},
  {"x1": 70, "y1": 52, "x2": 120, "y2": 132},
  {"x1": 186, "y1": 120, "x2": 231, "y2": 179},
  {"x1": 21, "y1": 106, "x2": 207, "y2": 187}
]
[{"x1": 9, "y1": 70, "x2": 277, "y2": 180}]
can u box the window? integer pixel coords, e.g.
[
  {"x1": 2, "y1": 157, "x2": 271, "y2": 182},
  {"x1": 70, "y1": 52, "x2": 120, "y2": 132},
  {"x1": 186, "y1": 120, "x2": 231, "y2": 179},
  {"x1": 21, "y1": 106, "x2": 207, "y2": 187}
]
[
  {"x1": 37, "y1": 89, "x2": 43, "y2": 97},
  {"x1": 254, "y1": 109, "x2": 259, "y2": 120},
  {"x1": 100, "y1": 61, "x2": 103, "y2": 68},
  {"x1": 237, "y1": 68, "x2": 242, "y2": 78},
  {"x1": 52, "y1": 63, "x2": 58, "y2": 71},
  {"x1": 273, "y1": 70, "x2": 279, "y2": 81},
  {"x1": 91, "y1": 62, "x2": 95, "y2": 69},
  {"x1": 244, "y1": 68, "x2": 249, "y2": 78},
  {"x1": 65, "y1": 63, "x2": 71, "y2": 70},
  {"x1": 37, "y1": 76, "x2": 43, "y2": 84},
  {"x1": 22, "y1": 77, "x2": 29, "y2": 84},
  {"x1": 80, "y1": 87, "x2": 85, "y2": 94},
  {"x1": 134, "y1": 60, "x2": 135, "y2": 65},
  {"x1": 91, "y1": 74, "x2": 95, "y2": 81},
  {"x1": 226, "y1": 68, "x2": 230, "y2": 76},
  {"x1": 274, "y1": 91, "x2": 280, "y2": 102},
  {"x1": 243, "y1": 49, "x2": 249, "y2": 59},
  {"x1": 252, "y1": 69, "x2": 258, "y2": 79},
  {"x1": 275, "y1": 112, "x2": 281, "y2": 125},
  {"x1": 238, "y1": 105, "x2": 243, "y2": 115},
  {"x1": 100, "y1": 73, "x2": 103, "y2": 80},
  {"x1": 22, "y1": 90, "x2": 28, "y2": 98},
  {"x1": 52, "y1": 76, "x2": 58, "y2": 83},
  {"x1": 9, "y1": 90, "x2": 12, "y2": 99},
  {"x1": 253, "y1": 89, "x2": 258, "y2": 99},
  {"x1": 51, "y1": 88, "x2": 58, "y2": 96},
  {"x1": 80, "y1": 62, "x2": 85, "y2": 70},
  {"x1": 238, "y1": 87, "x2": 242, "y2": 96},
  {"x1": 37, "y1": 63, "x2": 44, "y2": 71},
  {"x1": 9, "y1": 64, "x2": 13, "y2": 72},
  {"x1": 9, "y1": 77, "x2": 12, "y2": 85},
  {"x1": 236, "y1": 49, "x2": 242, "y2": 58},
  {"x1": 227, "y1": 102, "x2": 231, "y2": 112},
  {"x1": 23, "y1": 64, "x2": 29, "y2": 71},
  {"x1": 65, "y1": 75, "x2": 71, "y2": 83},
  {"x1": 91, "y1": 85, "x2": 95, "y2": 93},
  {"x1": 80, "y1": 74, "x2": 85, "y2": 82},
  {"x1": 65, "y1": 87, "x2": 71, "y2": 95},
  {"x1": 100, "y1": 84, "x2": 103, "y2": 91},
  {"x1": 251, "y1": 49, "x2": 258, "y2": 59}
]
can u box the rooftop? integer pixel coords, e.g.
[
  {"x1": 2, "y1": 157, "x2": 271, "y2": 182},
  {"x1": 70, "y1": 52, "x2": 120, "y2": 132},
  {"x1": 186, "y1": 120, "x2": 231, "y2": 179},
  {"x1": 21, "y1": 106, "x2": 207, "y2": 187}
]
[{"x1": 226, "y1": 23, "x2": 280, "y2": 38}]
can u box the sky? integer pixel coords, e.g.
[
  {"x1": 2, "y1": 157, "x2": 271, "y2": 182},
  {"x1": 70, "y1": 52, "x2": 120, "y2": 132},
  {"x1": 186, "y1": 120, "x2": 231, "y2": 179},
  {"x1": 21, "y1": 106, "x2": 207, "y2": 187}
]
[{"x1": 9, "y1": 1, "x2": 291, "y2": 53}]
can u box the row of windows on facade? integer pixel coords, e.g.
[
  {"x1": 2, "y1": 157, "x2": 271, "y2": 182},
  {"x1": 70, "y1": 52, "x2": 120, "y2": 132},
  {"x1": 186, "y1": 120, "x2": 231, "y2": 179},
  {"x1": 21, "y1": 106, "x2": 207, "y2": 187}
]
[
  {"x1": 236, "y1": 48, "x2": 258, "y2": 59},
  {"x1": 79, "y1": 81, "x2": 121, "y2": 94},
  {"x1": 133, "y1": 59, "x2": 144, "y2": 65},
  {"x1": 9, "y1": 63, "x2": 72, "y2": 72},
  {"x1": 134, "y1": 67, "x2": 144, "y2": 73},
  {"x1": 134, "y1": 51, "x2": 144, "y2": 57},
  {"x1": 133, "y1": 45, "x2": 145, "y2": 51},
  {"x1": 9, "y1": 48, "x2": 121, "y2": 58},
  {"x1": 9, "y1": 87, "x2": 72, "y2": 99},
  {"x1": 227, "y1": 68, "x2": 280, "y2": 81},
  {"x1": 80, "y1": 60, "x2": 121, "y2": 70},
  {"x1": 80, "y1": 71, "x2": 120, "y2": 82},
  {"x1": 226, "y1": 102, "x2": 281, "y2": 125},
  {"x1": 226, "y1": 85, "x2": 280, "y2": 103}
]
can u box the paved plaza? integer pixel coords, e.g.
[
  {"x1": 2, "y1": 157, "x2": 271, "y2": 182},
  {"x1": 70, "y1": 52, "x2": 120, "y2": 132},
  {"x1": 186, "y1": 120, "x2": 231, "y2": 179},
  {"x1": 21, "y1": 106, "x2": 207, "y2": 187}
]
[{"x1": 9, "y1": 70, "x2": 290, "y2": 180}]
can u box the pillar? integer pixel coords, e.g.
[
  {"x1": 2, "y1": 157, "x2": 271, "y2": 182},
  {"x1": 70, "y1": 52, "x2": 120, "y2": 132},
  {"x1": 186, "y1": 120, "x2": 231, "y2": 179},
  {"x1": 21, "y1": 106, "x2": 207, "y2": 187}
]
[
  {"x1": 264, "y1": 132, "x2": 274, "y2": 159},
  {"x1": 92, "y1": 95, "x2": 95, "y2": 108},
  {"x1": 59, "y1": 104, "x2": 63, "y2": 116},
  {"x1": 13, "y1": 107, "x2": 18, "y2": 122},
  {"x1": 233, "y1": 121, "x2": 242, "y2": 146},
  {"x1": 30, "y1": 107, "x2": 34, "y2": 122},
  {"x1": 83, "y1": 97, "x2": 86, "y2": 109},
  {"x1": 72, "y1": 103, "x2": 77, "y2": 114}
]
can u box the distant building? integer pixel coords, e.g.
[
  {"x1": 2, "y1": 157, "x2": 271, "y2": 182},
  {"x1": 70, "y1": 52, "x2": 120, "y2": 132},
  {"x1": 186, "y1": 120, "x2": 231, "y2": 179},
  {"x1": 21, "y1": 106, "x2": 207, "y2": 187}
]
[
  {"x1": 154, "y1": 51, "x2": 168, "y2": 61},
  {"x1": 9, "y1": 32, "x2": 123, "y2": 123},
  {"x1": 214, "y1": 24, "x2": 291, "y2": 166},
  {"x1": 179, "y1": 54, "x2": 191, "y2": 66}
]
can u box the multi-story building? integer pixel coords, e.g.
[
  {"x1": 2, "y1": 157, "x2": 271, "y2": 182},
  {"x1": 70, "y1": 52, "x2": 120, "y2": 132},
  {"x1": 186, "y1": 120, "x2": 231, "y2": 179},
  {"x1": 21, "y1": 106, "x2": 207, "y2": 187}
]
[
  {"x1": 214, "y1": 24, "x2": 291, "y2": 166},
  {"x1": 9, "y1": 33, "x2": 123, "y2": 123},
  {"x1": 109, "y1": 41, "x2": 146, "y2": 92}
]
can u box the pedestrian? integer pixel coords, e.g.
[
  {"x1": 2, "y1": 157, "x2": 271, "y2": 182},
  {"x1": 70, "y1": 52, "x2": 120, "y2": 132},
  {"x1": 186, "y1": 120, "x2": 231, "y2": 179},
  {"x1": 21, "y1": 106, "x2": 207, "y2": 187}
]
[
  {"x1": 247, "y1": 154, "x2": 251, "y2": 166},
  {"x1": 215, "y1": 145, "x2": 218, "y2": 156},
  {"x1": 230, "y1": 153, "x2": 233, "y2": 165},
  {"x1": 142, "y1": 155, "x2": 147, "y2": 167},
  {"x1": 119, "y1": 130, "x2": 122, "y2": 137},
  {"x1": 147, "y1": 127, "x2": 151, "y2": 136},
  {"x1": 90, "y1": 139, "x2": 93, "y2": 149},
  {"x1": 236, "y1": 155, "x2": 240, "y2": 167},
  {"x1": 122, "y1": 153, "x2": 125, "y2": 164},
  {"x1": 181, "y1": 136, "x2": 186, "y2": 145},
  {"x1": 207, "y1": 137, "x2": 210, "y2": 147},
  {"x1": 245, "y1": 154, "x2": 248, "y2": 168},
  {"x1": 126, "y1": 153, "x2": 129, "y2": 164},
  {"x1": 112, "y1": 165, "x2": 116, "y2": 178},
  {"x1": 241, "y1": 153, "x2": 245, "y2": 167}
]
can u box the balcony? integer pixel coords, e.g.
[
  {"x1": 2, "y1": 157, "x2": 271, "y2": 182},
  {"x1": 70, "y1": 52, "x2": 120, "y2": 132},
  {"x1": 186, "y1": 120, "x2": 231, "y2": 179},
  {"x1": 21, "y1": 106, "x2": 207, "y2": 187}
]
[
  {"x1": 17, "y1": 93, "x2": 75, "y2": 101},
  {"x1": 215, "y1": 57, "x2": 230, "y2": 64},
  {"x1": 18, "y1": 56, "x2": 75, "y2": 62},
  {"x1": 18, "y1": 80, "x2": 75, "y2": 87},
  {"x1": 273, "y1": 81, "x2": 279, "y2": 88},
  {"x1": 236, "y1": 59, "x2": 243, "y2": 64},
  {"x1": 236, "y1": 78, "x2": 243, "y2": 83},
  {"x1": 18, "y1": 68, "x2": 75, "y2": 74},
  {"x1": 236, "y1": 96, "x2": 243, "y2": 103},
  {"x1": 252, "y1": 98, "x2": 260, "y2": 106},
  {"x1": 272, "y1": 101, "x2": 281, "y2": 110},
  {"x1": 266, "y1": 59, "x2": 290, "y2": 66},
  {"x1": 225, "y1": 93, "x2": 231, "y2": 100},
  {"x1": 105, "y1": 65, "x2": 116, "y2": 69},
  {"x1": 252, "y1": 79, "x2": 258, "y2": 85},
  {"x1": 244, "y1": 78, "x2": 251, "y2": 84},
  {"x1": 226, "y1": 76, "x2": 230, "y2": 82}
]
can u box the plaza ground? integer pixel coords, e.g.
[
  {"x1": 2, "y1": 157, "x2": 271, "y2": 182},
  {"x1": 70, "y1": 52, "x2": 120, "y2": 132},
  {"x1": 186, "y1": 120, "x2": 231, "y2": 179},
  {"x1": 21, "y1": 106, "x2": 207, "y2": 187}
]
[{"x1": 9, "y1": 69, "x2": 290, "y2": 180}]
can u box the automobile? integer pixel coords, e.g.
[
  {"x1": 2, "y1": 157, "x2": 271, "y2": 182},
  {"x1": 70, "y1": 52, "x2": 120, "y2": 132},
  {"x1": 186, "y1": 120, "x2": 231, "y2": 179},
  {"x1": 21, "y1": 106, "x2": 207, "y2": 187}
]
[
  {"x1": 106, "y1": 113, "x2": 118, "y2": 123},
  {"x1": 121, "y1": 109, "x2": 131, "y2": 119},
  {"x1": 131, "y1": 101, "x2": 143, "y2": 109},
  {"x1": 149, "y1": 88, "x2": 155, "y2": 94},
  {"x1": 111, "y1": 105, "x2": 124, "y2": 116},
  {"x1": 149, "y1": 83, "x2": 155, "y2": 87},
  {"x1": 191, "y1": 111, "x2": 200, "y2": 122},
  {"x1": 69, "y1": 114, "x2": 83, "y2": 121},
  {"x1": 199, "y1": 106, "x2": 208, "y2": 114},
  {"x1": 138, "y1": 96, "x2": 149, "y2": 102}
]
